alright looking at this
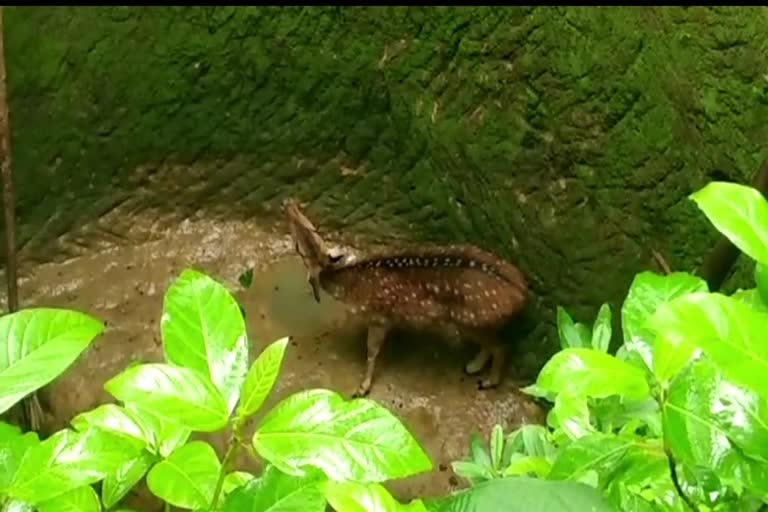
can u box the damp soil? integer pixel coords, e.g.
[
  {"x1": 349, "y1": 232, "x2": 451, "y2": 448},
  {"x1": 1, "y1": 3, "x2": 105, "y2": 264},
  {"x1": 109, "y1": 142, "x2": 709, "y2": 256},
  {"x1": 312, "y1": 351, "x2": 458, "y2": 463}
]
[{"x1": 4, "y1": 215, "x2": 545, "y2": 509}]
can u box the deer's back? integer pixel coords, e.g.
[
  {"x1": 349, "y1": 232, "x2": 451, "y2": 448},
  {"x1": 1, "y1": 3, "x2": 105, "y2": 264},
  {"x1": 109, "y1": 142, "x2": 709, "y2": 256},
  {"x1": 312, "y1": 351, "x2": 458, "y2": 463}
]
[{"x1": 320, "y1": 244, "x2": 528, "y2": 329}]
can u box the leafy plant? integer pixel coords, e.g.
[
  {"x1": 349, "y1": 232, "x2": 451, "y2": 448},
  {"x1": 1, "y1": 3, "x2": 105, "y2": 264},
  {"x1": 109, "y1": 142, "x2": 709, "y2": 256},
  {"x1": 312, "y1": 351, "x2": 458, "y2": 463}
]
[
  {"x1": 452, "y1": 181, "x2": 768, "y2": 511},
  {"x1": 0, "y1": 269, "x2": 433, "y2": 511}
]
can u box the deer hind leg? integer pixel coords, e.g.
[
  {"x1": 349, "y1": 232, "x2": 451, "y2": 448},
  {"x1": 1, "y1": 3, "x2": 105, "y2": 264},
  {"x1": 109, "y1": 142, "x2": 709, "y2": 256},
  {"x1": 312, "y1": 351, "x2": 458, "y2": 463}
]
[
  {"x1": 353, "y1": 321, "x2": 390, "y2": 398},
  {"x1": 463, "y1": 328, "x2": 507, "y2": 390}
]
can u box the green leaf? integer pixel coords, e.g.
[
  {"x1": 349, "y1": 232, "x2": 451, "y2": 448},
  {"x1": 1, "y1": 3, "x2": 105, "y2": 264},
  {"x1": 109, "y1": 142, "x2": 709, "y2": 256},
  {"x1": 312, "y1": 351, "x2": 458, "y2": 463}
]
[
  {"x1": 325, "y1": 481, "x2": 428, "y2": 512},
  {"x1": 664, "y1": 357, "x2": 768, "y2": 493},
  {"x1": 0, "y1": 308, "x2": 104, "y2": 415},
  {"x1": 548, "y1": 433, "x2": 647, "y2": 482},
  {"x1": 252, "y1": 389, "x2": 432, "y2": 482},
  {"x1": 0, "y1": 422, "x2": 39, "y2": 492},
  {"x1": 2, "y1": 500, "x2": 34, "y2": 512},
  {"x1": 221, "y1": 465, "x2": 326, "y2": 512},
  {"x1": 504, "y1": 425, "x2": 556, "y2": 462},
  {"x1": 732, "y1": 288, "x2": 768, "y2": 314},
  {"x1": 424, "y1": 477, "x2": 614, "y2": 512},
  {"x1": 591, "y1": 303, "x2": 612, "y2": 352},
  {"x1": 502, "y1": 455, "x2": 551, "y2": 478},
  {"x1": 556, "y1": 307, "x2": 589, "y2": 349},
  {"x1": 126, "y1": 406, "x2": 191, "y2": 457},
  {"x1": 8, "y1": 427, "x2": 142, "y2": 504},
  {"x1": 489, "y1": 425, "x2": 504, "y2": 472},
  {"x1": 71, "y1": 404, "x2": 152, "y2": 447},
  {"x1": 105, "y1": 363, "x2": 230, "y2": 432},
  {"x1": 162, "y1": 269, "x2": 249, "y2": 414},
  {"x1": 468, "y1": 432, "x2": 491, "y2": 469},
  {"x1": 591, "y1": 397, "x2": 662, "y2": 439},
  {"x1": 616, "y1": 338, "x2": 655, "y2": 376},
  {"x1": 222, "y1": 471, "x2": 255, "y2": 496},
  {"x1": 621, "y1": 271, "x2": 708, "y2": 348},
  {"x1": 690, "y1": 181, "x2": 768, "y2": 265},
  {"x1": 522, "y1": 348, "x2": 650, "y2": 402},
  {"x1": 102, "y1": 451, "x2": 156, "y2": 509},
  {"x1": 146, "y1": 441, "x2": 221, "y2": 510},
  {"x1": 650, "y1": 292, "x2": 768, "y2": 395},
  {"x1": 36, "y1": 485, "x2": 101, "y2": 512},
  {"x1": 550, "y1": 392, "x2": 595, "y2": 440},
  {"x1": 236, "y1": 337, "x2": 290, "y2": 421},
  {"x1": 451, "y1": 461, "x2": 495, "y2": 485},
  {"x1": 755, "y1": 263, "x2": 768, "y2": 306}
]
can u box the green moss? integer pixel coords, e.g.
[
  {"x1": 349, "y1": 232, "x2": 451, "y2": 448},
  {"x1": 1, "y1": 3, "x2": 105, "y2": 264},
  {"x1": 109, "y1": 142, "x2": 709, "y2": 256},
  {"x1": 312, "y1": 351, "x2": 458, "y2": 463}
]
[{"x1": 3, "y1": 6, "x2": 767, "y2": 362}]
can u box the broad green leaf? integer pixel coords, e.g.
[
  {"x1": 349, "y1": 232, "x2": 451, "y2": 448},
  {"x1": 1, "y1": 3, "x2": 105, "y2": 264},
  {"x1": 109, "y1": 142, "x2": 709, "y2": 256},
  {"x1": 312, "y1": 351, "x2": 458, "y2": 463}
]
[
  {"x1": 126, "y1": 406, "x2": 191, "y2": 457},
  {"x1": 252, "y1": 389, "x2": 432, "y2": 482},
  {"x1": 664, "y1": 358, "x2": 768, "y2": 494},
  {"x1": 650, "y1": 292, "x2": 768, "y2": 395},
  {"x1": 616, "y1": 338, "x2": 655, "y2": 376},
  {"x1": 146, "y1": 441, "x2": 221, "y2": 510},
  {"x1": 590, "y1": 397, "x2": 662, "y2": 439},
  {"x1": 2, "y1": 500, "x2": 34, "y2": 512},
  {"x1": 621, "y1": 271, "x2": 708, "y2": 346},
  {"x1": 221, "y1": 464, "x2": 326, "y2": 512},
  {"x1": 601, "y1": 446, "x2": 680, "y2": 511},
  {"x1": 102, "y1": 451, "x2": 156, "y2": 508},
  {"x1": 0, "y1": 422, "x2": 39, "y2": 492},
  {"x1": 325, "y1": 481, "x2": 428, "y2": 512},
  {"x1": 423, "y1": 476, "x2": 614, "y2": 512},
  {"x1": 9, "y1": 427, "x2": 142, "y2": 504},
  {"x1": 556, "y1": 307, "x2": 588, "y2": 349},
  {"x1": 162, "y1": 269, "x2": 249, "y2": 414},
  {"x1": 548, "y1": 433, "x2": 656, "y2": 484},
  {"x1": 522, "y1": 348, "x2": 650, "y2": 402},
  {"x1": 0, "y1": 308, "x2": 104, "y2": 415},
  {"x1": 690, "y1": 181, "x2": 768, "y2": 265},
  {"x1": 550, "y1": 392, "x2": 594, "y2": 440},
  {"x1": 222, "y1": 471, "x2": 255, "y2": 496},
  {"x1": 105, "y1": 363, "x2": 229, "y2": 432},
  {"x1": 236, "y1": 337, "x2": 290, "y2": 421},
  {"x1": 732, "y1": 288, "x2": 768, "y2": 314},
  {"x1": 591, "y1": 303, "x2": 612, "y2": 353},
  {"x1": 71, "y1": 404, "x2": 152, "y2": 447},
  {"x1": 36, "y1": 485, "x2": 101, "y2": 512},
  {"x1": 756, "y1": 263, "x2": 768, "y2": 306}
]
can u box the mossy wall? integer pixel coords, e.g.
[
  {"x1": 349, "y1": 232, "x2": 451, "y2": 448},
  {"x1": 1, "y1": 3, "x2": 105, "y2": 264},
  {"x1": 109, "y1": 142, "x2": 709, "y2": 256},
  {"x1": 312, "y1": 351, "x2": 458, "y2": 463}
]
[{"x1": 3, "y1": 7, "x2": 768, "y2": 355}]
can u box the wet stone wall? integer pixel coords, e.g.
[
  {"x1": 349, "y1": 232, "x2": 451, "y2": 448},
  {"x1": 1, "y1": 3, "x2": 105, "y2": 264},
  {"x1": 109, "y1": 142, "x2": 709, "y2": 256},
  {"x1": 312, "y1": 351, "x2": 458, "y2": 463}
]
[{"x1": 3, "y1": 6, "x2": 768, "y2": 361}]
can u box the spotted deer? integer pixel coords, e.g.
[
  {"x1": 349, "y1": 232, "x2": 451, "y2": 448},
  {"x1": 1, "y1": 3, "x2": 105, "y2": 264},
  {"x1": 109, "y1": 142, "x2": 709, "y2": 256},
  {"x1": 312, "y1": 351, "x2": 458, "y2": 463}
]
[{"x1": 283, "y1": 198, "x2": 529, "y2": 397}]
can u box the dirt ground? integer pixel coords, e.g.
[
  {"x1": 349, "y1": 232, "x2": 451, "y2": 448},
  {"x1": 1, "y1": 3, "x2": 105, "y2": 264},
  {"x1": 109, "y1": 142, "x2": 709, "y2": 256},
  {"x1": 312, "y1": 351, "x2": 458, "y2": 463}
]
[{"x1": 3, "y1": 213, "x2": 545, "y2": 508}]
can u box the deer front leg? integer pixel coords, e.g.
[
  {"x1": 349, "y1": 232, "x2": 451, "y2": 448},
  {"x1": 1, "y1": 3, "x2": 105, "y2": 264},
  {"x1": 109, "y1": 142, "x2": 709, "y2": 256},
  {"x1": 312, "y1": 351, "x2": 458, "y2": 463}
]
[{"x1": 353, "y1": 322, "x2": 389, "y2": 398}]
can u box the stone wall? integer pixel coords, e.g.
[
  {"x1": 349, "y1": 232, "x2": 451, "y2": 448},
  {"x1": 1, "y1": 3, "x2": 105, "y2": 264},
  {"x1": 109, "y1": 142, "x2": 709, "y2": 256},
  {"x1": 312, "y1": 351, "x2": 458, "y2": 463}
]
[{"x1": 3, "y1": 7, "x2": 767, "y2": 356}]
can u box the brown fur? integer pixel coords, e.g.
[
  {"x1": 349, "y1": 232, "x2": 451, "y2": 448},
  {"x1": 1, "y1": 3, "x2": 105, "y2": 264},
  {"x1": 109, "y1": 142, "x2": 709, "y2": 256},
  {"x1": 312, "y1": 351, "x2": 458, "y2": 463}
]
[{"x1": 283, "y1": 198, "x2": 529, "y2": 397}]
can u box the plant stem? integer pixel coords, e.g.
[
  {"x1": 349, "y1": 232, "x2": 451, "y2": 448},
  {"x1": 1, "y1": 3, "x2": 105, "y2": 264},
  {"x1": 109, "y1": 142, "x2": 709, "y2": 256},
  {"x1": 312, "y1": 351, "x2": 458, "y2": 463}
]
[
  {"x1": 665, "y1": 447, "x2": 697, "y2": 511},
  {"x1": 210, "y1": 422, "x2": 244, "y2": 510}
]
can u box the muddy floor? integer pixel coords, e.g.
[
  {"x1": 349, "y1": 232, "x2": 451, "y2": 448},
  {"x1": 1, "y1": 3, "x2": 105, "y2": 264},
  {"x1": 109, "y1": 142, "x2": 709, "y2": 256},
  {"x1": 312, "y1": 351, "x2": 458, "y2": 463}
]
[{"x1": 4, "y1": 214, "x2": 545, "y2": 508}]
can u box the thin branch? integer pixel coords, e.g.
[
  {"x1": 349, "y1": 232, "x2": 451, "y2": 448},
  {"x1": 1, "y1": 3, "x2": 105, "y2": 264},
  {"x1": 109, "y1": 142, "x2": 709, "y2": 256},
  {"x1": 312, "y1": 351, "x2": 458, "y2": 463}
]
[
  {"x1": 0, "y1": 7, "x2": 43, "y2": 432},
  {"x1": 651, "y1": 249, "x2": 672, "y2": 275},
  {"x1": 0, "y1": 7, "x2": 17, "y2": 312}
]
